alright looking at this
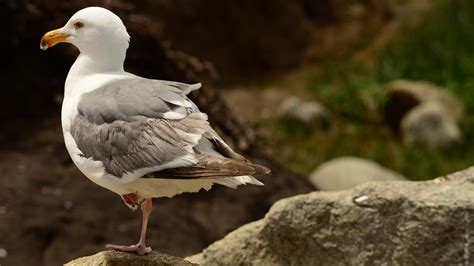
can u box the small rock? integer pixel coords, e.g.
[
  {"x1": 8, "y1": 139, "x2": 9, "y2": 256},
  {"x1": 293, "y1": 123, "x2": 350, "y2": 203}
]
[
  {"x1": 0, "y1": 206, "x2": 7, "y2": 215},
  {"x1": 383, "y1": 79, "x2": 463, "y2": 132},
  {"x1": 278, "y1": 96, "x2": 331, "y2": 126},
  {"x1": 401, "y1": 102, "x2": 461, "y2": 148},
  {"x1": 65, "y1": 250, "x2": 196, "y2": 266},
  {"x1": 354, "y1": 195, "x2": 369, "y2": 204},
  {"x1": 278, "y1": 96, "x2": 300, "y2": 115},
  {"x1": 309, "y1": 157, "x2": 405, "y2": 190},
  {"x1": 63, "y1": 200, "x2": 73, "y2": 210},
  {"x1": 0, "y1": 248, "x2": 7, "y2": 258}
]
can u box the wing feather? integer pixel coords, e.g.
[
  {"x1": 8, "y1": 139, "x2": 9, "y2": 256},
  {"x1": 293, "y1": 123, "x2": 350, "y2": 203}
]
[{"x1": 71, "y1": 76, "x2": 269, "y2": 183}]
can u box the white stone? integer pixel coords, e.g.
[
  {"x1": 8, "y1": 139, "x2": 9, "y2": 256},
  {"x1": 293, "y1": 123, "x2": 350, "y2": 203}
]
[
  {"x1": 309, "y1": 157, "x2": 405, "y2": 190},
  {"x1": 401, "y1": 102, "x2": 461, "y2": 148},
  {"x1": 0, "y1": 248, "x2": 8, "y2": 258}
]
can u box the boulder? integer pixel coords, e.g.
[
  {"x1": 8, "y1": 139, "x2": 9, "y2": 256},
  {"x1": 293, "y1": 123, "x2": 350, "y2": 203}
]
[
  {"x1": 278, "y1": 96, "x2": 331, "y2": 126},
  {"x1": 383, "y1": 79, "x2": 464, "y2": 132},
  {"x1": 401, "y1": 102, "x2": 461, "y2": 148},
  {"x1": 309, "y1": 157, "x2": 405, "y2": 190},
  {"x1": 65, "y1": 250, "x2": 196, "y2": 266},
  {"x1": 188, "y1": 167, "x2": 474, "y2": 265}
]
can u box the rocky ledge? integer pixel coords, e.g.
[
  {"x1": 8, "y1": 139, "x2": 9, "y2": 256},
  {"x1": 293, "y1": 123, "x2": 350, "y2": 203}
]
[
  {"x1": 65, "y1": 250, "x2": 196, "y2": 266},
  {"x1": 188, "y1": 167, "x2": 474, "y2": 265},
  {"x1": 65, "y1": 167, "x2": 474, "y2": 265}
]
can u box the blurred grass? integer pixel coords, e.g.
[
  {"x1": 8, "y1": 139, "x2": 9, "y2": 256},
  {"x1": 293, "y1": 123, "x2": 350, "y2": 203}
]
[{"x1": 271, "y1": 0, "x2": 474, "y2": 180}]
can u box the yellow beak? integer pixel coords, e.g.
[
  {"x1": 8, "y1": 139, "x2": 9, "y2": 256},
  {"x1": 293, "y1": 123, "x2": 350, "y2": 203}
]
[{"x1": 40, "y1": 29, "x2": 68, "y2": 50}]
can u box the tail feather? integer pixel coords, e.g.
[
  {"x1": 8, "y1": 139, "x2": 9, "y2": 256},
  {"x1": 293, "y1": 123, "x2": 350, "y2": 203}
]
[
  {"x1": 215, "y1": 175, "x2": 264, "y2": 188},
  {"x1": 147, "y1": 155, "x2": 270, "y2": 179}
]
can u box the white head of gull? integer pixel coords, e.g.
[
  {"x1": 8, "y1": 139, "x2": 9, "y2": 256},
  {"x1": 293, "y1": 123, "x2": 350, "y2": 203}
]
[{"x1": 40, "y1": 6, "x2": 269, "y2": 255}]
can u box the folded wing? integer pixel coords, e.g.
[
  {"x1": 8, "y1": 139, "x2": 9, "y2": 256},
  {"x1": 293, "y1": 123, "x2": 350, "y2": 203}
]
[{"x1": 70, "y1": 77, "x2": 269, "y2": 183}]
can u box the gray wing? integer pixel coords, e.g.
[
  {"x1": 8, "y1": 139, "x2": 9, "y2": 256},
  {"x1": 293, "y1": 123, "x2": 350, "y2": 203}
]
[
  {"x1": 71, "y1": 77, "x2": 269, "y2": 180},
  {"x1": 77, "y1": 78, "x2": 201, "y2": 124},
  {"x1": 71, "y1": 77, "x2": 206, "y2": 178},
  {"x1": 71, "y1": 112, "x2": 209, "y2": 178}
]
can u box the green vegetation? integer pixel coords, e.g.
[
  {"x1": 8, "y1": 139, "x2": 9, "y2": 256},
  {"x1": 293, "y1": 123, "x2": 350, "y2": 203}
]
[{"x1": 272, "y1": 0, "x2": 474, "y2": 180}]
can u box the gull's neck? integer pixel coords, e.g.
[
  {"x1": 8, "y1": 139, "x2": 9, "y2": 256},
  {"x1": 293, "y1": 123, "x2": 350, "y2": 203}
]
[
  {"x1": 62, "y1": 46, "x2": 130, "y2": 131},
  {"x1": 65, "y1": 46, "x2": 127, "y2": 97}
]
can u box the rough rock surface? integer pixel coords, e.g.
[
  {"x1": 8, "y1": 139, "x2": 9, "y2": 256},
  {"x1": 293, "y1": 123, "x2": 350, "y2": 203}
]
[
  {"x1": 309, "y1": 157, "x2": 405, "y2": 190},
  {"x1": 188, "y1": 167, "x2": 474, "y2": 265},
  {"x1": 65, "y1": 250, "x2": 196, "y2": 266},
  {"x1": 383, "y1": 79, "x2": 464, "y2": 132},
  {"x1": 401, "y1": 102, "x2": 461, "y2": 148}
]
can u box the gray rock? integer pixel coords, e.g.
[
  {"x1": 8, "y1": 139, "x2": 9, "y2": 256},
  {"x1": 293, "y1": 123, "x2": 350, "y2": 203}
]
[
  {"x1": 401, "y1": 101, "x2": 461, "y2": 148},
  {"x1": 188, "y1": 167, "x2": 474, "y2": 265},
  {"x1": 278, "y1": 96, "x2": 331, "y2": 125},
  {"x1": 383, "y1": 80, "x2": 463, "y2": 148},
  {"x1": 309, "y1": 157, "x2": 405, "y2": 190},
  {"x1": 385, "y1": 79, "x2": 464, "y2": 122},
  {"x1": 66, "y1": 250, "x2": 196, "y2": 266}
]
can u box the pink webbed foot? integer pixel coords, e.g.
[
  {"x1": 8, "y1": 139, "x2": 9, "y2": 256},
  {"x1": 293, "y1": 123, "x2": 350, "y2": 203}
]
[{"x1": 105, "y1": 243, "x2": 152, "y2": 255}]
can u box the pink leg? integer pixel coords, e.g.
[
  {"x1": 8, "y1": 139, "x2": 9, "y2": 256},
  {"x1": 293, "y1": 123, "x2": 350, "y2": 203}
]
[{"x1": 106, "y1": 198, "x2": 153, "y2": 255}]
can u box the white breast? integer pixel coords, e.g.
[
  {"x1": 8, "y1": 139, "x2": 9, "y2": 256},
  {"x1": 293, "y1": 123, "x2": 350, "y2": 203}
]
[{"x1": 62, "y1": 72, "x2": 134, "y2": 195}]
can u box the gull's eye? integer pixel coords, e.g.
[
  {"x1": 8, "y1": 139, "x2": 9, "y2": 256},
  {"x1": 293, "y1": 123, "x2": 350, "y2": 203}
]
[{"x1": 74, "y1": 21, "x2": 84, "y2": 30}]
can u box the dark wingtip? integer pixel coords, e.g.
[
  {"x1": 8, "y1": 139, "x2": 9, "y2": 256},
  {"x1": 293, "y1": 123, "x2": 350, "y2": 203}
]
[{"x1": 253, "y1": 163, "x2": 271, "y2": 175}]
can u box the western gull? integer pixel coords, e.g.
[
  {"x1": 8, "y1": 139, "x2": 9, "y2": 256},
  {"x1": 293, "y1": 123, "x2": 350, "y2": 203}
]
[{"x1": 40, "y1": 6, "x2": 269, "y2": 255}]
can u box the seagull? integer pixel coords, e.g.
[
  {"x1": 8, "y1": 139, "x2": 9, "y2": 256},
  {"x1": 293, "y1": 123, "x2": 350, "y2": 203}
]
[{"x1": 40, "y1": 6, "x2": 269, "y2": 255}]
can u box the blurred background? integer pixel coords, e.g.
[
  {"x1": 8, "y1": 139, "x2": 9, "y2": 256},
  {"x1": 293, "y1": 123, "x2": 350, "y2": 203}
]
[{"x1": 2, "y1": 0, "x2": 474, "y2": 264}]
